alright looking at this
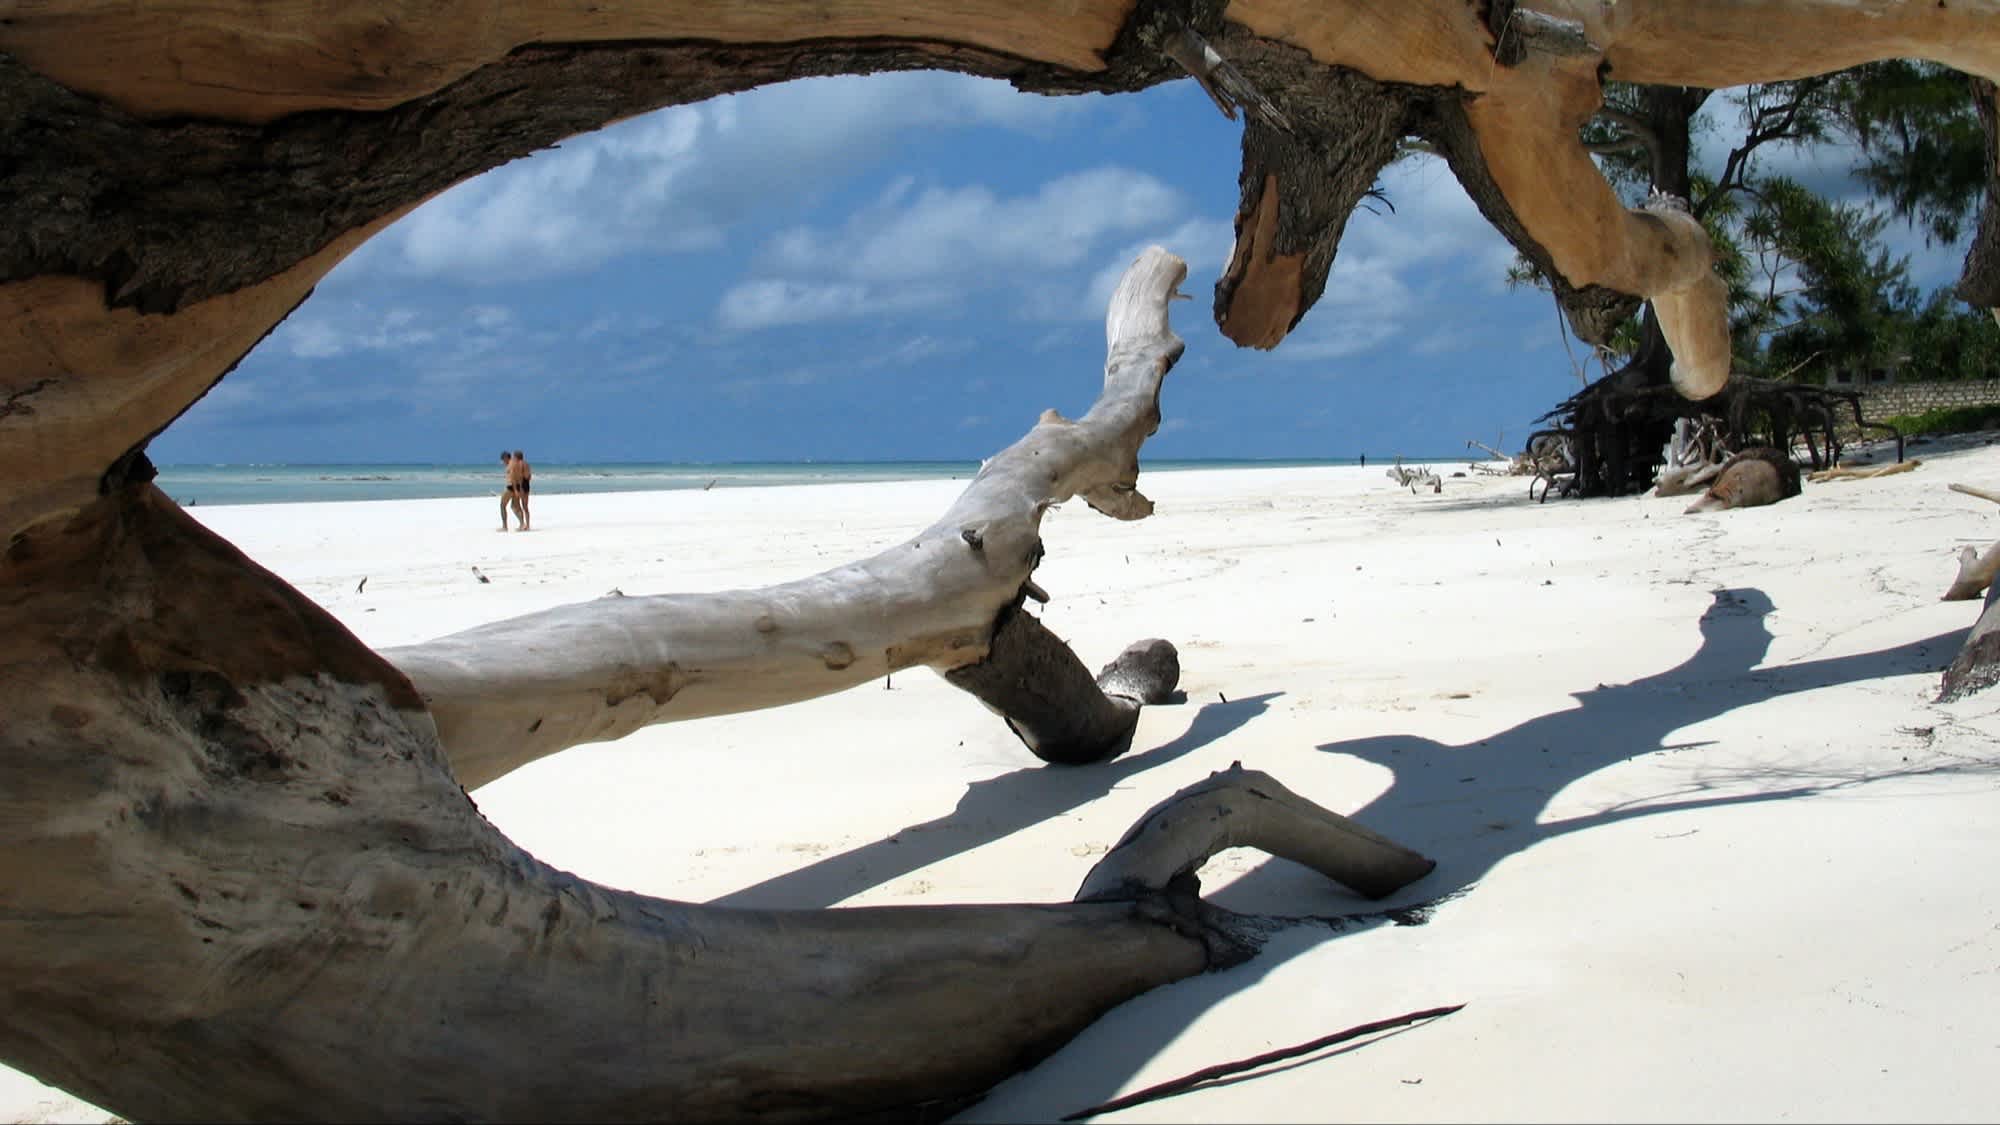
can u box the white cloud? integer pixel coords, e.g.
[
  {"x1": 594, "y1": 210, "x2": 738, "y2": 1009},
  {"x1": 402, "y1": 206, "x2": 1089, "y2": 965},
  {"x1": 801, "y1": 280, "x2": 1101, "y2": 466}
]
[
  {"x1": 341, "y1": 73, "x2": 1093, "y2": 285},
  {"x1": 715, "y1": 278, "x2": 951, "y2": 331},
  {"x1": 764, "y1": 167, "x2": 1183, "y2": 283},
  {"x1": 1240, "y1": 154, "x2": 1537, "y2": 366},
  {"x1": 1079, "y1": 219, "x2": 1237, "y2": 323},
  {"x1": 731, "y1": 167, "x2": 1192, "y2": 330},
  {"x1": 276, "y1": 302, "x2": 440, "y2": 359}
]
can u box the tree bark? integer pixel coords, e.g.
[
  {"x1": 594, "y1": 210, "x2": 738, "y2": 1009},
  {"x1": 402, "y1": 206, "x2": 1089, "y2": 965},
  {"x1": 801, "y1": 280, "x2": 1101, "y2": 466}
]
[
  {"x1": 10, "y1": 2, "x2": 2000, "y2": 541},
  {"x1": 0, "y1": 481, "x2": 1432, "y2": 1122},
  {"x1": 8, "y1": 2, "x2": 2000, "y2": 1119},
  {"x1": 944, "y1": 606, "x2": 1181, "y2": 765},
  {"x1": 1942, "y1": 578, "x2": 2000, "y2": 702}
]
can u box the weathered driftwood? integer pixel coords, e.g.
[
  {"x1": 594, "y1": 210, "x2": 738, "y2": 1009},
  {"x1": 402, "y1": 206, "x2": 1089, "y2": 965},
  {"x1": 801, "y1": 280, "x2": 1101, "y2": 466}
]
[
  {"x1": 1809, "y1": 459, "x2": 1923, "y2": 484},
  {"x1": 1946, "y1": 481, "x2": 2000, "y2": 602},
  {"x1": 1682, "y1": 446, "x2": 1803, "y2": 514},
  {"x1": 1938, "y1": 482, "x2": 2000, "y2": 700},
  {"x1": 1946, "y1": 542, "x2": 2000, "y2": 602},
  {"x1": 1653, "y1": 416, "x2": 1728, "y2": 497},
  {"x1": 389, "y1": 248, "x2": 1189, "y2": 788},
  {"x1": 0, "y1": 249, "x2": 1439, "y2": 1123},
  {"x1": 1386, "y1": 462, "x2": 1443, "y2": 493},
  {"x1": 0, "y1": 519, "x2": 1436, "y2": 1124},
  {"x1": 1943, "y1": 578, "x2": 2000, "y2": 701},
  {"x1": 6, "y1": 2, "x2": 2000, "y2": 1120}
]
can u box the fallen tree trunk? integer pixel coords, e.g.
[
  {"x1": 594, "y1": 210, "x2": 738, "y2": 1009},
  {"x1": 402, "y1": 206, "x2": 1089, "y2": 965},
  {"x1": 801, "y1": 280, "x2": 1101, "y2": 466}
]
[
  {"x1": 1945, "y1": 482, "x2": 2000, "y2": 602},
  {"x1": 388, "y1": 248, "x2": 1188, "y2": 788},
  {"x1": 0, "y1": 482, "x2": 1433, "y2": 1120},
  {"x1": 8, "y1": 3, "x2": 2000, "y2": 1120},
  {"x1": 1943, "y1": 577, "x2": 2000, "y2": 702},
  {"x1": 0, "y1": 246, "x2": 1438, "y2": 1122},
  {"x1": 1938, "y1": 481, "x2": 2000, "y2": 699}
]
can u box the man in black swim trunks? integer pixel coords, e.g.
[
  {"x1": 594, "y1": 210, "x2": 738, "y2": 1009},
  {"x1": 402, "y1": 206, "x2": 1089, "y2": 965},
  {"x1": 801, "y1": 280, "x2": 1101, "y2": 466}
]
[
  {"x1": 498, "y1": 450, "x2": 518, "y2": 531},
  {"x1": 509, "y1": 448, "x2": 533, "y2": 531}
]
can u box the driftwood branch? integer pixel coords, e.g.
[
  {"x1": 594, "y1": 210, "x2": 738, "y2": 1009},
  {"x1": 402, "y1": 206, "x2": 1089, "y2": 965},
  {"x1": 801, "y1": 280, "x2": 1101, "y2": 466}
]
[
  {"x1": 0, "y1": 507, "x2": 1437, "y2": 1122},
  {"x1": 1949, "y1": 481, "x2": 2000, "y2": 506},
  {"x1": 1946, "y1": 543, "x2": 2000, "y2": 602},
  {"x1": 1945, "y1": 482, "x2": 2000, "y2": 600},
  {"x1": 388, "y1": 247, "x2": 1190, "y2": 789},
  {"x1": 1809, "y1": 460, "x2": 1922, "y2": 483},
  {"x1": 7, "y1": 3, "x2": 2000, "y2": 1120},
  {"x1": 1386, "y1": 462, "x2": 1443, "y2": 493},
  {"x1": 945, "y1": 607, "x2": 1180, "y2": 765},
  {"x1": 1076, "y1": 763, "x2": 1437, "y2": 904},
  {"x1": 1942, "y1": 577, "x2": 2000, "y2": 701}
]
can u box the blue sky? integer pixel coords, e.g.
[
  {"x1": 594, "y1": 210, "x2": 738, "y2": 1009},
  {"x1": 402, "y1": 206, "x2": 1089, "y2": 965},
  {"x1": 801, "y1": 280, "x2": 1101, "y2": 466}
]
[{"x1": 150, "y1": 73, "x2": 1978, "y2": 467}]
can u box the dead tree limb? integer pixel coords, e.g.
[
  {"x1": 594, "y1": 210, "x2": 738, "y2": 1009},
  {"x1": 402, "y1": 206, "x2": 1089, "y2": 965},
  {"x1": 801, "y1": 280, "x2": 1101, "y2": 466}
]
[
  {"x1": 945, "y1": 607, "x2": 1180, "y2": 765},
  {"x1": 0, "y1": 517, "x2": 1435, "y2": 1124},
  {"x1": 1950, "y1": 481, "x2": 2000, "y2": 506},
  {"x1": 387, "y1": 247, "x2": 1189, "y2": 789},
  {"x1": 7, "y1": 3, "x2": 2000, "y2": 1120},
  {"x1": 1945, "y1": 482, "x2": 2000, "y2": 601},
  {"x1": 1943, "y1": 578, "x2": 2000, "y2": 701},
  {"x1": 1077, "y1": 764, "x2": 1437, "y2": 905}
]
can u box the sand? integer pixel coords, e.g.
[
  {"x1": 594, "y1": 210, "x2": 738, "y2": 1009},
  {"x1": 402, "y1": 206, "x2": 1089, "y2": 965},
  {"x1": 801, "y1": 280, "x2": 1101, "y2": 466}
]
[{"x1": 11, "y1": 436, "x2": 2000, "y2": 1123}]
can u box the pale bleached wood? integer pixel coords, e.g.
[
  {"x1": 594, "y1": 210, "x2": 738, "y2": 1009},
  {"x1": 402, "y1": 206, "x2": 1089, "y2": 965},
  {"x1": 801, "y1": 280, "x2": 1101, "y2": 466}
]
[
  {"x1": 384, "y1": 248, "x2": 1187, "y2": 789},
  {"x1": 1943, "y1": 576, "x2": 2000, "y2": 700},
  {"x1": 1944, "y1": 483, "x2": 2000, "y2": 601},
  {"x1": 1077, "y1": 763, "x2": 1437, "y2": 905},
  {"x1": 0, "y1": 479, "x2": 1431, "y2": 1123},
  {"x1": 1950, "y1": 481, "x2": 2000, "y2": 506},
  {"x1": 1945, "y1": 543, "x2": 2000, "y2": 602}
]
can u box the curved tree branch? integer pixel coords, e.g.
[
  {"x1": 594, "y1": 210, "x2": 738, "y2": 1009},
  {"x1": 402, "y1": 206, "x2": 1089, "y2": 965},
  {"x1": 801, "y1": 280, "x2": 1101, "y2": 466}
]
[
  {"x1": 0, "y1": 482, "x2": 1434, "y2": 1121},
  {"x1": 387, "y1": 247, "x2": 1188, "y2": 789}
]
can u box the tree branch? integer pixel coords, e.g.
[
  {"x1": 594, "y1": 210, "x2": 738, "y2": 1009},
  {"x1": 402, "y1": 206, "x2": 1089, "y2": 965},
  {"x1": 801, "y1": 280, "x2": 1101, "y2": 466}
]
[{"x1": 387, "y1": 248, "x2": 1192, "y2": 789}]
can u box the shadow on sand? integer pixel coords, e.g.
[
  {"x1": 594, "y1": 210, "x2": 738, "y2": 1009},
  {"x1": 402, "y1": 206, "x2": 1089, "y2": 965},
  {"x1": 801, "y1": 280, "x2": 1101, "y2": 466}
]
[
  {"x1": 708, "y1": 691, "x2": 1283, "y2": 909},
  {"x1": 952, "y1": 587, "x2": 1986, "y2": 1121}
]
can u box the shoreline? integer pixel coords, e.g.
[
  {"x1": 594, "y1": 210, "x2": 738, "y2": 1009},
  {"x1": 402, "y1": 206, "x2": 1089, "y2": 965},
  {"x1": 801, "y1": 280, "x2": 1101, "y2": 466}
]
[{"x1": 148, "y1": 456, "x2": 1474, "y2": 509}]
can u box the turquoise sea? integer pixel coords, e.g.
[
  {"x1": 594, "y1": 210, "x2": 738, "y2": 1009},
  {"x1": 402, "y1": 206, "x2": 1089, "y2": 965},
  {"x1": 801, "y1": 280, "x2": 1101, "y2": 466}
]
[{"x1": 152, "y1": 459, "x2": 1383, "y2": 508}]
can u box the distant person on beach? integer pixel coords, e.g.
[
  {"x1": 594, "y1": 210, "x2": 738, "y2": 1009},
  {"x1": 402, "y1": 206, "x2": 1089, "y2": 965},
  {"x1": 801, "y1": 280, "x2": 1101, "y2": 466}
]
[
  {"x1": 499, "y1": 451, "x2": 520, "y2": 531},
  {"x1": 1359, "y1": 454, "x2": 1366, "y2": 467},
  {"x1": 510, "y1": 449, "x2": 533, "y2": 531}
]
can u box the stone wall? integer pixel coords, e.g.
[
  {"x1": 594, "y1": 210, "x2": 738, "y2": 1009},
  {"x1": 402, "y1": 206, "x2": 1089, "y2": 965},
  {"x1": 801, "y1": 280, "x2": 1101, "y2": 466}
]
[{"x1": 1855, "y1": 379, "x2": 2000, "y2": 424}]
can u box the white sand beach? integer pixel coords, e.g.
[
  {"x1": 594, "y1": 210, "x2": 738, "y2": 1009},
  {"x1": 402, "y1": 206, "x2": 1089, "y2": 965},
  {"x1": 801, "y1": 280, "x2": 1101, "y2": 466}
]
[{"x1": 11, "y1": 438, "x2": 2000, "y2": 1123}]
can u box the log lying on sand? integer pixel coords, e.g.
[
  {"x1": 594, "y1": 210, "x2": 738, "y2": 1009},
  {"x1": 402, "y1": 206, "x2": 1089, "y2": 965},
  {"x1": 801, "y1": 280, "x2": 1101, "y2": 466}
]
[
  {"x1": 1945, "y1": 482, "x2": 2000, "y2": 602},
  {"x1": 8, "y1": 2, "x2": 2000, "y2": 1118},
  {"x1": 388, "y1": 247, "x2": 1191, "y2": 788},
  {"x1": 0, "y1": 249, "x2": 1438, "y2": 1122},
  {"x1": 1938, "y1": 481, "x2": 2000, "y2": 701},
  {"x1": 1683, "y1": 447, "x2": 1802, "y2": 514},
  {"x1": 0, "y1": 516, "x2": 1437, "y2": 1122}
]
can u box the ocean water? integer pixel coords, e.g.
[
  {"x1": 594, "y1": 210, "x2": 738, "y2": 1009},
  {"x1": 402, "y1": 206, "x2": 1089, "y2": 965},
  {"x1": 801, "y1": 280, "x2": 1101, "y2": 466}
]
[{"x1": 151, "y1": 459, "x2": 1375, "y2": 508}]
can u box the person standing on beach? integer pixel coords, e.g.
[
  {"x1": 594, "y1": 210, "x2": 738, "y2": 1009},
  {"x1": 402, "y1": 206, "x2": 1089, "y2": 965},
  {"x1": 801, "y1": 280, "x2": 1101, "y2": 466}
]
[
  {"x1": 499, "y1": 451, "x2": 520, "y2": 531},
  {"x1": 510, "y1": 449, "x2": 533, "y2": 531}
]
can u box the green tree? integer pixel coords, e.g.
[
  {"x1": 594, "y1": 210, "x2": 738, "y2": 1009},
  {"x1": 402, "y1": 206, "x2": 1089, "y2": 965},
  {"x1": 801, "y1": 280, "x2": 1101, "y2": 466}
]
[{"x1": 1513, "y1": 65, "x2": 1994, "y2": 384}]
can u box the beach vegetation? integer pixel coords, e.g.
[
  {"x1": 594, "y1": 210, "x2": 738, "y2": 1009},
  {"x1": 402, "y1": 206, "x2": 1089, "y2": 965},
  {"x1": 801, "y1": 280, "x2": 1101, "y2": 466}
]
[
  {"x1": 1509, "y1": 61, "x2": 1996, "y2": 496},
  {"x1": 1880, "y1": 403, "x2": 2000, "y2": 437}
]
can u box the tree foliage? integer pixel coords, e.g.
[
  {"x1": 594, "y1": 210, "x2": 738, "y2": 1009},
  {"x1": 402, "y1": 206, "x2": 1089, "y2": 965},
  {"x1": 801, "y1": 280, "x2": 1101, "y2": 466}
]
[{"x1": 1514, "y1": 63, "x2": 1999, "y2": 385}]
